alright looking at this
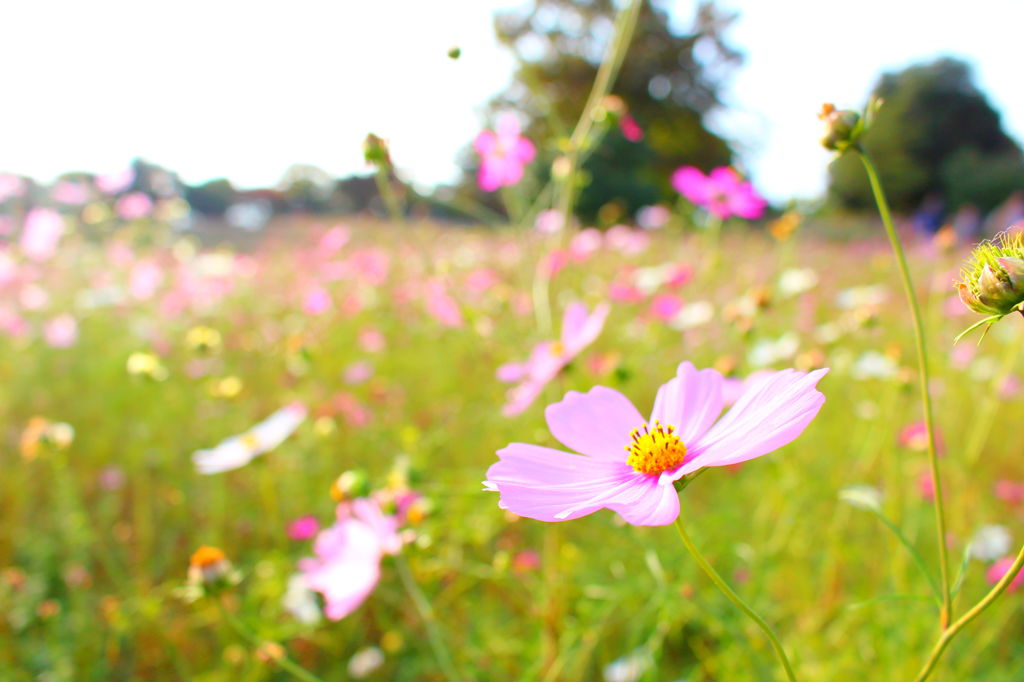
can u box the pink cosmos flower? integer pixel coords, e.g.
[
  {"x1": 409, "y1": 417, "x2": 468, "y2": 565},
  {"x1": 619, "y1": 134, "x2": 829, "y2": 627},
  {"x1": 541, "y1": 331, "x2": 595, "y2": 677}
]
[
  {"x1": 20, "y1": 209, "x2": 65, "y2": 262},
  {"x1": 44, "y1": 314, "x2": 78, "y2": 348},
  {"x1": 636, "y1": 205, "x2": 670, "y2": 230},
  {"x1": 672, "y1": 166, "x2": 766, "y2": 220},
  {"x1": 0, "y1": 174, "x2": 26, "y2": 202},
  {"x1": 535, "y1": 209, "x2": 566, "y2": 234},
  {"x1": 619, "y1": 114, "x2": 644, "y2": 142},
  {"x1": 650, "y1": 294, "x2": 683, "y2": 321},
  {"x1": 498, "y1": 302, "x2": 611, "y2": 417},
  {"x1": 129, "y1": 259, "x2": 164, "y2": 301},
  {"x1": 51, "y1": 181, "x2": 90, "y2": 205},
  {"x1": 288, "y1": 515, "x2": 321, "y2": 541},
  {"x1": 303, "y1": 286, "x2": 332, "y2": 316},
  {"x1": 115, "y1": 192, "x2": 154, "y2": 220},
  {"x1": 474, "y1": 114, "x2": 536, "y2": 192},
  {"x1": 898, "y1": 421, "x2": 945, "y2": 455},
  {"x1": 986, "y1": 556, "x2": 1024, "y2": 592},
  {"x1": 486, "y1": 362, "x2": 827, "y2": 526},
  {"x1": 298, "y1": 498, "x2": 402, "y2": 620},
  {"x1": 95, "y1": 167, "x2": 135, "y2": 195},
  {"x1": 424, "y1": 279, "x2": 463, "y2": 327}
]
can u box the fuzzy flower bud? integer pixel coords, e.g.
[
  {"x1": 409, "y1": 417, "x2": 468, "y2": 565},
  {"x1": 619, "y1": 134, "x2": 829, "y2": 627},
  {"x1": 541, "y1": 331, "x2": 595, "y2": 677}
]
[
  {"x1": 363, "y1": 134, "x2": 392, "y2": 169},
  {"x1": 818, "y1": 103, "x2": 862, "y2": 152},
  {"x1": 957, "y1": 233, "x2": 1024, "y2": 316}
]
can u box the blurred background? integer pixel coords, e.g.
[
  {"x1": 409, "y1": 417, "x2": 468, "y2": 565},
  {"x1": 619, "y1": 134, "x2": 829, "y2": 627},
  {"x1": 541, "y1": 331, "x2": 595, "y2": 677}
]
[{"x1": 3, "y1": 0, "x2": 1024, "y2": 234}]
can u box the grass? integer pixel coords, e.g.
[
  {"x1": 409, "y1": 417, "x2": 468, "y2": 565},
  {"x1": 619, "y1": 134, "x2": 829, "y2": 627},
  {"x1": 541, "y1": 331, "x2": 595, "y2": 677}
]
[{"x1": 1, "y1": 217, "x2": 1023, "y2": 680}]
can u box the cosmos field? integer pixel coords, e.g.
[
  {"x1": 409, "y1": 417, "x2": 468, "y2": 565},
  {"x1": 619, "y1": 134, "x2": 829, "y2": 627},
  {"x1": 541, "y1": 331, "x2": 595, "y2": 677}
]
[{"x1": 2, "y1": 206, "x2": 1024, "y2": 680}]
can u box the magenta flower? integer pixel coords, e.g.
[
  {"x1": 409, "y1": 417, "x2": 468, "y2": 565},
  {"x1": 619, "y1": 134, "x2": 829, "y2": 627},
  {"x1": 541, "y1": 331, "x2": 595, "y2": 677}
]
[
  {"x1": 497, "y1": 302, "x2": 610, "y2": 417},
  {"x1": 298, "y1": 498, "x2": 402, "y2": 620},
  {"x1": 672, "y1": 166, "x2": 766, "y2": 220},
  {"x1": 473, "y1": 114, "x2": 536, "y2": 192},
  {"x1": 115, "y1": 192, "x2": 154, "y2": 220},
  {"x1": 288, "y1": 515, "x2": 320, "y2": 541},
  {"x1": 486, "y1": 362, "x2": 827, "y2": 525},
  {"x1": 987, "y1": 556, "x2": 1024, "y2": 592}
]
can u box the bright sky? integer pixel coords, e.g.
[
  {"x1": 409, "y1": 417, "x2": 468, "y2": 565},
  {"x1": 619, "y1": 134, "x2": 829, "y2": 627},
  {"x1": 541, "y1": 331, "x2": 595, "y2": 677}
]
[{"x1": 3, "y1": 0, "x2": 1023, "y2": 203}]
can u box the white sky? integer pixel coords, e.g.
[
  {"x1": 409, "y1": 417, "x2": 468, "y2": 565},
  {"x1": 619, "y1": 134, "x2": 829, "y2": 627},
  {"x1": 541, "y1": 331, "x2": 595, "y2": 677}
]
[{"x1": 2, "y1": 0, "x2": 1023, "y2": 203}]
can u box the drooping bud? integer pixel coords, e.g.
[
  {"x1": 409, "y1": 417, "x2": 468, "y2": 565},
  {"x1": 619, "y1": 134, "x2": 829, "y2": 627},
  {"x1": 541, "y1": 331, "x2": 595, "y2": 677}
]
[
  {"x1": 330, "y1": 469, "x2": 371, "y2": 502},
  {"x1": 818, "y1": 103, "x2": 863, "y2": 152},
  {"x1": 363, "y1": 134, "x2": 392, "y2": 169},
  {"x1": 957, "y1": 233, "x2": 1024, "y2": 316}
]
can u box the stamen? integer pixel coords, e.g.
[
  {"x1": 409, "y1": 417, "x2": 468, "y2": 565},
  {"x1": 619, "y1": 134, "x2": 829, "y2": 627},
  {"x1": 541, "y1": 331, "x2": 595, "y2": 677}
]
[{"x1": 624, "y1": 420, "x2": 687, "y2": 476}]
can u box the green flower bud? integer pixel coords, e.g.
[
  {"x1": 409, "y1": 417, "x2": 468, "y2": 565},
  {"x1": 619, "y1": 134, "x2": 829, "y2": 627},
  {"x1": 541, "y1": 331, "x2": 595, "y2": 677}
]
[
  {"x1": 818, "y1": 103, "x2": 863, "y2": 152},
  {"x1": 956, "y1": 233, "x2": 1024, "y2": 317},
  {"x1": 447, "y1": 46, "x2": 461, "y2": 60},
  {"x1": 330, "y1": 469, "x2": 371, "y2": 502},
  {"x1": 363, "y1": 133, "x2": 391, "y2": 168}
]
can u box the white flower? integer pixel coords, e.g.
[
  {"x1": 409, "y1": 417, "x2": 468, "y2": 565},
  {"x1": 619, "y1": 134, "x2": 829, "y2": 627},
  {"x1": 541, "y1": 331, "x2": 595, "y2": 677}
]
[
  {"x1": 850, "y1": 351, "x2": 899, "y2": 380},
  {"x1": 668, "y1": 301, "x2": 714, "y2": 330},
  {"x1": 603, "y1": 648, "x2": 652, "y2": 682},
  {"x1": 747, "y1": 333, "x2": 799, "y2": 368},
  {"x1": 348, "y1": 646, "x2": 385, "y2": 679},
  {"x1": 836, "y1": 284, "x2": 888, "y2": 309},
  {"x1": 969, "y1": 525, "x2": 1012, "y2": 562},
  {"x1": 282, "y1": 574, "x2": 321, "y2": 625},
  {"x1": 192, "y1": 403, "x2": 307, "y2": 474},
  {"x1": 777, "y1": 267, "x2": 819, "y2": 298},
  {"x1": 839, "y1": 484, "x2": 884, "y2": 511}
]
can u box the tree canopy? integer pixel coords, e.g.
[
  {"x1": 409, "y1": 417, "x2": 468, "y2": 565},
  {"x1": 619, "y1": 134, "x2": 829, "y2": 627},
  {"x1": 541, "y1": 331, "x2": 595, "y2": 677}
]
[{"x1": 828, "y1": 58, "x2": 1024, "y2": 214}]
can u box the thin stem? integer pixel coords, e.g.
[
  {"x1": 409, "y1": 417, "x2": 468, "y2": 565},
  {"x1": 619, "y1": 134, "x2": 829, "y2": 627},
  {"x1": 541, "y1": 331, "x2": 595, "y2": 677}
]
[
  {"x1": 855, "y1": 149, "x2": 952, "y2": 628},
  {"x1": 374, "y1": 167, "x2": 406, "y2": 227},
  {"x1": 394, "y1": 555, "x2": 463, "y2": 682},
  {"x1": 672, "y1": 517, "x2": 797, "y2": 682},
  {"x1": 914, "y1": 543, "x2": 1024, "y2": 681},
  {"x1": 215, "y1": 597, "x2": 325, "y2": 682}
]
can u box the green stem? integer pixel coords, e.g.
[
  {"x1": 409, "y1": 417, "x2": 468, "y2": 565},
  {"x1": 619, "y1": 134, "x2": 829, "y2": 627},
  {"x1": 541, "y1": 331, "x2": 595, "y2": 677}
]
[
  {"x1": 672, "y1": 518, "x2": 797, "y2": 682},
  {"x1": 215, "y1": 598, "x2": 325, "y2": 682},
  {"x1": 855, "y1": 149, "x2": 952, "y2": 628},
  {"x1": 394, "y1": 555, "x2": 463, "y2": 682},
  {"x1": 374, "y1": 167, "x2": 406, "y2": 227},
  {"x1": 913, "y1": 543, "x2": 1024, "y2": 681}
]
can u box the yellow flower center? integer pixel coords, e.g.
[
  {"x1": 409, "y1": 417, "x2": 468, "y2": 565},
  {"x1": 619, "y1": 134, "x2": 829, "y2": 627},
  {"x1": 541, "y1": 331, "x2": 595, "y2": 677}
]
[
  {"x1": 625, "y1": 421, "x2": 687, "y2": 476},
  {"x1": 241, "y1": 432, "x2": 261, "y2": 451}
]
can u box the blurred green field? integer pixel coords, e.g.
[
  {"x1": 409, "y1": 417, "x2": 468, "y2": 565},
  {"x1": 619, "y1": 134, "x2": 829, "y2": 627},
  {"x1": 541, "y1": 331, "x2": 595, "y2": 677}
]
[{"x1": 2, "y1": 218, "x2": 1023, "y2": 681}]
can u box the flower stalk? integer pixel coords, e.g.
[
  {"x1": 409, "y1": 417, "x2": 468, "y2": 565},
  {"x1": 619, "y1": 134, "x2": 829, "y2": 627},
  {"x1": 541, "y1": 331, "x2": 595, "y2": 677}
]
[
  {"x1": 672, "y1": 517, "x2": 798, "y2": 682},
  {"x1": 854, "y1": 148, "x2": 952, "y2": 628}
]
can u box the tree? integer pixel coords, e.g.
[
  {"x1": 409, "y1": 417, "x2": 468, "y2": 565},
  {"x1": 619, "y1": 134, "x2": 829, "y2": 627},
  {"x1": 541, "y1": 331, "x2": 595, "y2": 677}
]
[
  {"x1": 828, "y1": 58, "x2": 1024, "y2": 213},
  {"x1": 460, "y1": 0, "x2": 742, "y2": 223}
]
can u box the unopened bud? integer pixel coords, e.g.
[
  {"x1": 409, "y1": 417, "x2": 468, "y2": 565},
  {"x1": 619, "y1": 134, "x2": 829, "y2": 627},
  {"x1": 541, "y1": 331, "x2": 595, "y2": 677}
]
[
  {"x1": 818, "y1": 103, "x2": 862, "y2": 152},
  {"x1": 956, "y1": 232, "x2": 1024, "y2": 321},
  {"x1": 330, "y1": 469, "x2": 371, "y2": 502},
  {"x1": 363, "y1": 134, "x2": 391, "y2": 169}
]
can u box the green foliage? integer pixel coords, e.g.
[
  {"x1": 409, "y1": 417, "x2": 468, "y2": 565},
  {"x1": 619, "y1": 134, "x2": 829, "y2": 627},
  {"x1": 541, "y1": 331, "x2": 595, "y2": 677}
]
[{"x1": 829, "y1": 58, "x2": 1024, "y2": 213}]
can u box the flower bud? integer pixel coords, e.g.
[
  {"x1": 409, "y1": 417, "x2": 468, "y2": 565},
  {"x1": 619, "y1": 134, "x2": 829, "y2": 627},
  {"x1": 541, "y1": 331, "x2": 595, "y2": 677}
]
[
  {"x1": 330, "y1": 469, "x2": 371, "y2": 502},
  {"x1": 818, "y1": 103, "x2": 862, "y2": 152},
  {"x1": 957, "y1": 234, "x2": 1024, "y2": 317},
  {"x1": 363, "y1": 134, "x2": 391, "y2": 169},
  {"x1": 186, "y1": 546, "x2": 239, "y2": 596}
]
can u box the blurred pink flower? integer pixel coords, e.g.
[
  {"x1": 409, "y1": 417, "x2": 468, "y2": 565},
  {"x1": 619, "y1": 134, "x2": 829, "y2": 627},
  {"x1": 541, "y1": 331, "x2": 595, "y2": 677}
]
[
  {"x1": 129, "y1": 259, "x2": 164, "y2": 301},
  {"x1": 51, "y1": 181, "x2": 90, "y2": 205},
  {"x1": 637, "y1": 205, "x2": 670, "y2": 230},
  {"x1": 316, "y1": 225, "x2": 351, "y2": 257},
  {"x1": 20, "y1": 209, "x2": 65, "y2": 262},
  {"x1": 650, "y1": 294, "x2": 683, "y2": 321},
  {"x1": 512, "y1": 549, "x2": 541, "y2": 573},
  {"x1": 424, "y1": 279, "x2": 463, "y2": 327},
  {"x1": 115, "y1": 192, "x2": 153, "y2": 220},
  {"x1": 465, "y1": 268, "x2": 499, "y2": 295},
  {"x1": 498, "y1": 302, "x2": 610, "y2": 417},
  {"x1": 542, "y1": 249, "x2": 571, "y2": 277},
  {"x1": 899, "y1": 421, "x2": 945, "y2": 455},
  {"x1": 605, "y1": 225, "x2": 649, "y2": 255},
  {"x1": 570, "y1": 229, "x2": 603, "y2": 260},
  {"x1": 672, "y1": 166, "x2": 766, "y2": 220},
  {"x1": 358, "y1": 326, "x2": 386, "y2": 353},
  {"x1": 332, "y1": 392, "x2": 371, "y2": 427},
  {"x1": 986, "y1": 556, "x2": 1024, "y2": 592},
  {"x1": 343, "y1": 360, "x2": 374, "y2": 385},
  {"x1": 288, "y1": 515, "x2": 321, "y2": 541},
  {"x1": 303, "y1": 286, "x2": 332, "y2": 316},
  {"x1": 474, "y1": 114, "x2": 536, "y2": 192},
  {"x1": 298, "y1": 498, "x2": 402, "y2": 620},
  {"x1": 995, "y1": 480, "x2": 1024, "y2": 506},
  {"x1": 534, "y1": 209, "x2": 565, "y2": 234},
  {"x1": 918, "y1": 471, "x2": 936, "y2": 502},
  {"x1": 619, "y1": 114, "x2": 644, "y2": 142},
  {"x1": 44, "y1": 314, "x2": 78, "y2": 348},
  {"x1": 0, "y1": 174, "x2": 26, "y2": 202},
  {"x1": 486, "y1": 362, "x2": 828, "y2": 525},
  {"x1": 0, "y1": 217, "x2": 14, "y2": 236},
  {"x1": 95, "y1": 167, "x2": 135, "y2": 195}
]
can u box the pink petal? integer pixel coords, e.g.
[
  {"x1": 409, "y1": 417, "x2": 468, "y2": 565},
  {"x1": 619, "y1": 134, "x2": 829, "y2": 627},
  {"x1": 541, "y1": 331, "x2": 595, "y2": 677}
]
[
  {"x1": 501, "y1": 379, "x2": 548, "y2": 417},
  {"x1": 473, "y1": 130, "x2": 496, "y2": 156},
  {"x1": 496, "y1": 113, "x2": 521, "y2": 140},
  {"x1": 671, "y1": 166, "x2": 709, "y2": 204},
  {"x1": 497, "y1": 362, "x2": 527, "y2": 383},
  {"x1": 650, "y1": 362, "x2": 724, "y2": 444},
  {"x1": 485, "y1": 443, "x2": 636, "y2": 521},
  {"x1": 512, "y1": 137, "x2": 536, "y2": 164},
  {"x1": 606, "y1": 474, "x2": 680, "y2": 526},
  {"x1": 545, "y1": 386, "x2": 644, "y2": 459},
  {"x1": 677, "y1": 368, "x2": 828, "y2": 476}
]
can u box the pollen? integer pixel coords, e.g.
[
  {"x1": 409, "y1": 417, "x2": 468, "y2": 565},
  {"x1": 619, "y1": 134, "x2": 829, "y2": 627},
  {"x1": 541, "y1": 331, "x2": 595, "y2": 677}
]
[{"x1": 625, "y1": 421, "x2": 687, "y2": 476}]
